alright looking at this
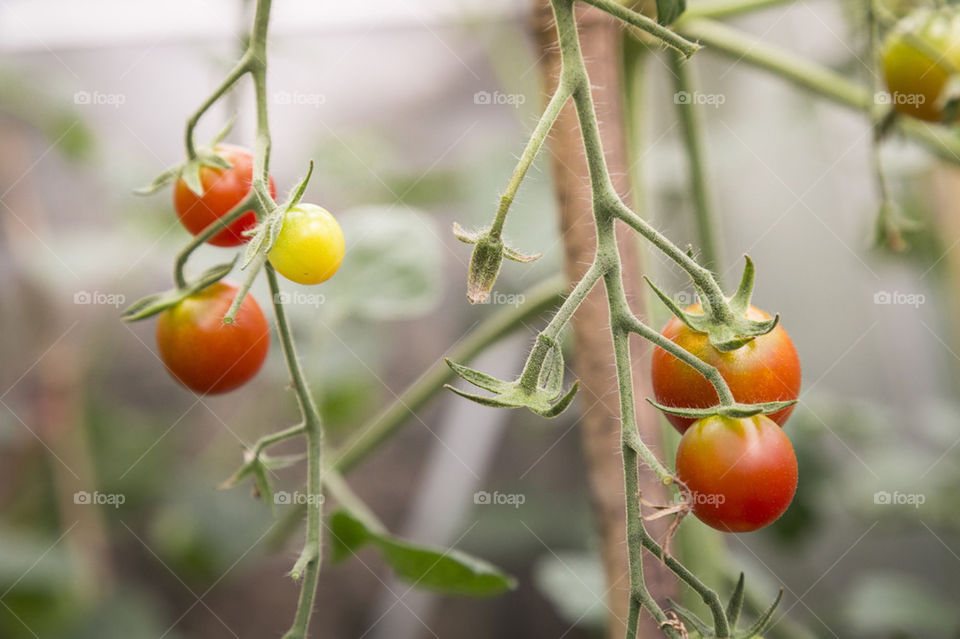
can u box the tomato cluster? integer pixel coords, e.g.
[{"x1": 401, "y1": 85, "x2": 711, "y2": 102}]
[
  {"x1": 651, "y1": 304, "x2": 801, "y2": 533},
  {"x1": 155, "y1": 146, "x2": 346, "y2": 395}
]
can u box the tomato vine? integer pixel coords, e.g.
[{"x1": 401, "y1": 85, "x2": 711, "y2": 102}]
[{"x1": 118, "y1": 0, "x2": 960, "y2": 636}]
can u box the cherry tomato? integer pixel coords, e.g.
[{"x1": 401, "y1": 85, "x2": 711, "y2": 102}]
[
  {"x1": 268, "y1": 204, "x2": 345, "y2": 285},
  {"x1": 650, "y1": 304, "x2": 801, "y2": 434},
  {"x1": 676, "y1": 414, "x2": 798, "y2": 533},
  {"x1": 882, "y1": 8, "x2": 960, "y2": 123},
  {"x1": 156, "y1": 281, "x2": 269, "y2": 394},
  {"x1": 173, "y1": 144, "x2": 277, "y2": 247}
]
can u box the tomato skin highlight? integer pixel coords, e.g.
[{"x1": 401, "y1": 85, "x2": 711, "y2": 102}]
[
  {"x1": 268, "y1": 204, "x2": 345, "y2": 285},
  {"x1": 882, "y1": 8, "x2": 960, "y2": 123},
  {"x1": 676, "y1": 414, "x2": 798, "y2": 533},
  {"x1": 650, "y1": 304, "x2": 801, "y2": 433},
  {"x1": 156, "y1": 281, "x2": 270, "y2": 394},
  {"x1": 173, "y1": 144, "x2": 277, "y2": 247}
]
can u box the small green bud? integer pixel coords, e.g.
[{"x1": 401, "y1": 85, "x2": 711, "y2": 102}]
[{"x1": 467, "y1": 233, "x2": 504, "y2": 304}]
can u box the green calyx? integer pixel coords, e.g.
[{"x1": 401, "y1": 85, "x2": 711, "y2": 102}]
[
  {"x1": 668, "y1": 573, "x2": 782, "y2": 639},
  {"x1": 134, "y1": 117, "x2": 237, "y2": 196},
  {"x1": 647, "y1": 398, "x2": 796, "y2": 420},
  {"x1": 121, "y1": 257, "x2": 236, "y2": 322},
  {"x1": 444, "y1": 334, "x2": 578, "y2": 418},
  {"x1": 453, "y1": 223, "x2": 540, "y2": 304},
  {"x1": 242, "y1": 160, "x2": 313, "y2": 269},
  {"x1": 646, "y1": 255, "x2": 778, "y2": 352}
]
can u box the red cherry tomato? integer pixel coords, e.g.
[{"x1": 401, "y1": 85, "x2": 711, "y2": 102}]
[
  {"x1": 651, "y1": 304, "x2": 801, "y2": 433},
  {"x1": 173, "y1": 144, "x2": 277, "y2": 247},
  {"x1": 676, "y1": 414, "x2": 798, "y2": 533},
  {"x1": 156, "y1": 281, "x2": 269, "y2": 394}
]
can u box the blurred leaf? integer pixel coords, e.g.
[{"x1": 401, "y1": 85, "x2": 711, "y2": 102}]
[
  {"x1": 321, "y1": 377, "x2": 377, "y2": 434},
  {"x1": 323, "y1": 206, "x2": 443, "y2": 321},
  {"x1": 328, "y1": 510, "x2": 515, "y2": 597},
  {"x1": 0, "y1": 70, "x2": 95, "y2": 161},
  {"x1": 843, "y1": 572, "x2": 958, "y2": 635},
  {"x1": 149, "y1": 474, "x2": 274, "y2": 583},
  {"x1": 0, "y1": 529, "x2": 75, "y2": 592},
  {"x1": 64, "y1": 591, "x2": 185, "y2": 639},
  {"x1": 656, "y1": 0, "x2": 686, "y2": 25},
  {"x1": 532, "y1": 551, "x2": 606, "y2": 630}
]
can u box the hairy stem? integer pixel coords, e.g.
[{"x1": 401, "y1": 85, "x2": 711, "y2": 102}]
[
  {"x1": 579, "y1": 0, "x2": 700, "y2": 57},
  {"x1": 492, "y1": 84, "x2": 573, "y2": 237},
  {"x1": 185, "y1": 53, "x2": 252, "y2": 160},
  {"x1": 682, "y1": 0, "x2": 796, "y2": 20},
  {"x1": 269, "y1": 264, "x2": 325, "y2": 639},
  {"x1": 619, "y1": 313, "x2": 736, "y2": 405},
  {"x1": 674, "y1": 17, "x2": 960, "y2": 165},
  {"x1": 173, "y1": 191, "x2": 260, "y2": 288},
  {"x1": 223, "y1": 253, "x2": 267, "y2": 324},
  {"x1": 668, "y1": 51, "x2": 723, "y2": 276},
  {"x1": 639, "y1": 528, "x2": 731, "y2": 636},
  {"x1": 548, "y1": 2, "x2": 738, "y2": 636}
]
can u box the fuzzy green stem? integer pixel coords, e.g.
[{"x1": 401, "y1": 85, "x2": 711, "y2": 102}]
[
  {"x1": 269, "y1": 265, "x2": 325, "y2": 639},
  {"x1": 553, "y1": 2, "x2": 732, "y2": 321},
  {"x1": 681, "y1": 0, "x2": 795, "y2": 20},
  {"x1": 668, "y1": 51, "x2": 724, "y2": 277},
  {"x1": 639, "y1": 527, "x2": 731, "y2": 636},
  {"x1": 675, "y1": 17, "x2": 960, "y2": 165},
  {"x1": 491, "y1": 84, "x2": 573, "y2": 238},
  {"x1": 251, "y1": 423, "x2": 307, "y2": 456},
  {"x1": 619, "y1": 313, "x2": 736, "y2": 405},
  {"x1": 549, "y1": 2, "x2": 739, "y2": 636},
  {"x1": 517, "y1": 261, "x2": 604, "y2": 391},
  {"x1": 579, "y1": 0, "x2": 700, "y2": 58},
  {"x1": 173, "y1": 191, "x2": 260, "y2": 289},
  {"x1": 223, "y1": 253, "x2": 267, "y2": 324},
  {"x1": 610, "y1": 318, "x2": 678, "y2": 639},
  {"x1": 614, "y1": 198, "x2": 732, "y2": 323},
  {"x1": 185, "y1": 53, "x2": 252, "y2": 161}
]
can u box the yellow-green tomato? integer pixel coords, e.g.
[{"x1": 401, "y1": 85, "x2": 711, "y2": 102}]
[
  {"x1": 882, "y1": 8, "x2": 960, "y2": 123},
  {"x1": 268, "y1": 204, "x2": 345, "y2": 285}
]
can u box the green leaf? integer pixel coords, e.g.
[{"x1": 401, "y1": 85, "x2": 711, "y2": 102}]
[
  {"x1": 656, "y1": 0, "x2": 686, "y2": 24},
  {"x1": 328, "y1": 510, "x2": 514, "y2": 597},
  {"x1": 180, "y1": 161, "x2": 204, "y2": 196},
  {"x1": 323, "y1": 206, "x2": 443, "y2": 321},
  {"x1": 133, "y1": 164, "x2": 182, "y2": 196},
  {"x1": 121, "y1": 258, "x2": 235, "y2": 322}
]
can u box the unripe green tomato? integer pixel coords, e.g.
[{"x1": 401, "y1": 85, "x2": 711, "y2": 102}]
[
  {"x1": 882, "y1": 8, "x2": 960, "y2": 123},
  {"x1": 268, "y1": 204, "x2": 345, "y2": 285}
]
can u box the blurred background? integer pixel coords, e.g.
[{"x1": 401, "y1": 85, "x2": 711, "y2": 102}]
[{"x1": 2, "y1": 0, "x2": 960, "y2": 637}]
